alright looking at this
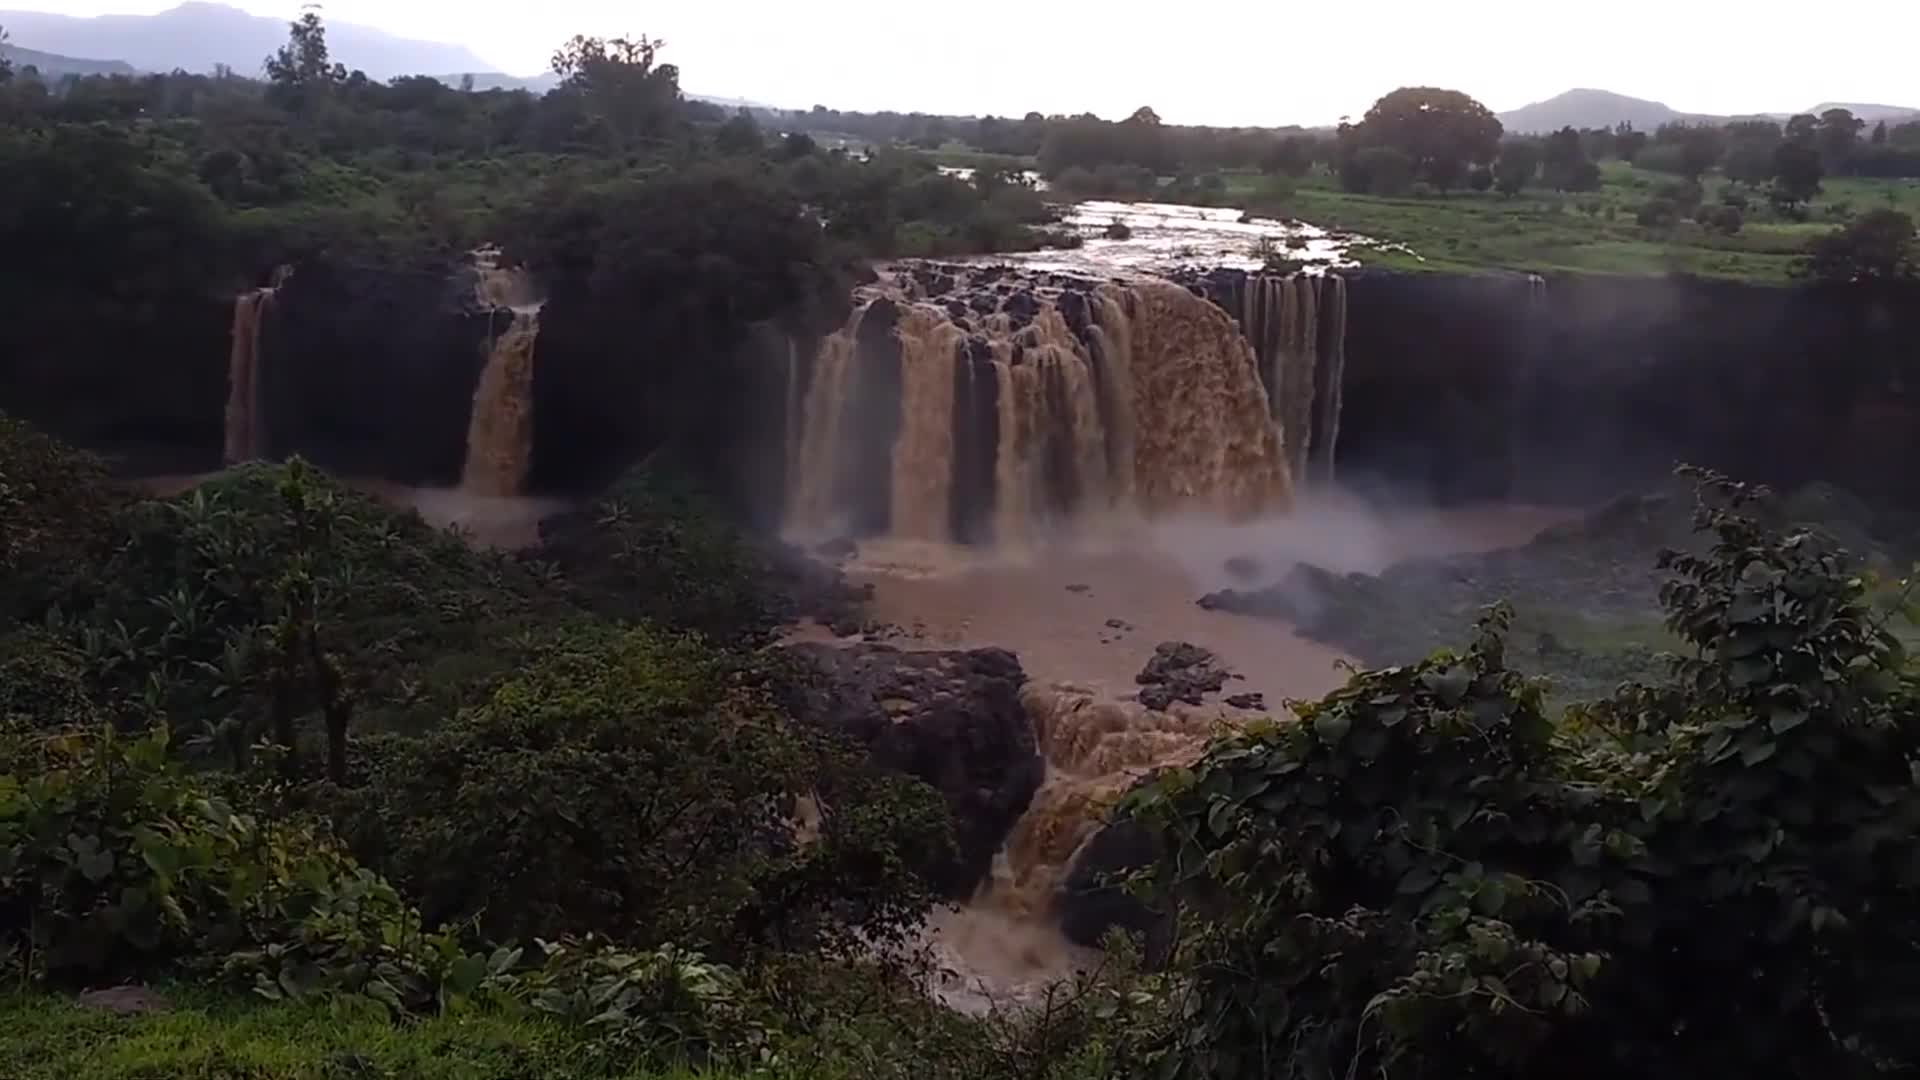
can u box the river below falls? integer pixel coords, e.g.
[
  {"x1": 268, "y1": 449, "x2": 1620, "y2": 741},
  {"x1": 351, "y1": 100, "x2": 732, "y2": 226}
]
[{"x1": 793, "y1": 493, "x2": 1578, "y2": 1012}]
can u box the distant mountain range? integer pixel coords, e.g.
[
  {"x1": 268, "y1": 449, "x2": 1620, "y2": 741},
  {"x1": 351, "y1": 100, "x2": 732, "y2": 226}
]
[
  {"x1": 0, "y1": 3, "x2": 762, "y2": 105},
  {"x1": 0, "y1": 1, "x2": 497, "y2": 81},
  {"x1": 5, "y1": 8, "x2": 1911, "y2": 133},
  {"x1": 0, "y1": 41, "x2": 134, "y2": 78},
  {"x1": 1500, "y1": 88, "x2": 1920, "y2": 133}
]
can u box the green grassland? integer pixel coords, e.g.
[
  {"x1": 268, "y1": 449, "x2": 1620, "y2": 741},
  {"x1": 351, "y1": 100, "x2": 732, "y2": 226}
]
[
  {"x1": 1224, "y1": 163, "x2": 1920, "y2": 281},
  {"x1": 0, "y1": 990, "x2": 736, "y2": 1080}
]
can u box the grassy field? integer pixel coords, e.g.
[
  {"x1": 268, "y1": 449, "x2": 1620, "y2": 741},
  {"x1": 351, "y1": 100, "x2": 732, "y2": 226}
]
[
  {"x1": 0, "y1": 990, "x2": 740, "y2": 1080},
  {"x1": 1216, "y1": 163, "x2": 1920, "y2": 281}
]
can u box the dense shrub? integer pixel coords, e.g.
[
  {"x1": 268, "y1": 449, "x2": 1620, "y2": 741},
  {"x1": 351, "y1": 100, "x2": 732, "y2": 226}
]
[
  {"x1": 0, "y1": 415, "x2": 122, "y2": 619},
  {"x1": 74, "y1": 460, "x2": 572, "y2": 754},
  {"x1": 1128, "y1": 472, "x2": 1920, "y2": 1078},
  {"x1": 0, "y1": 725, "x2": 375, "y2": 985},
  {"x1": 1800, "y1": 208, "x2": 1918, "y2": 282},
  {"x1": 537, "y1": 466, "x2": 785, "y2": 643},
  {"x1": 336, "y1": 623, "x2": 950, "y2": 956}
]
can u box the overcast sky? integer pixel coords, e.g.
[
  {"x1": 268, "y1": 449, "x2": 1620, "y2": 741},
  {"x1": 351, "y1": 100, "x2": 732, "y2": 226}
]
[{"x1": 14, "y1": 0, "x2": 1920, "y2": 126}]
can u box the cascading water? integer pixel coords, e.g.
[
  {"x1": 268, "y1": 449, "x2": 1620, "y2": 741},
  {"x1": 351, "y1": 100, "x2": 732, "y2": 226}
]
[
  {"x1": 459, "y1": 248, "x2": 543, "y2": 497},
  {"x1": 784, "y1": 264, "x2": 1303, "y2": 545},
  {"x1": 223, "y1": 286, "x2": 276, "y2": 465},
  {"x1": 1235, "y1": 272, "x2": 1349, "y2": 486},
  {"x1": 983, "y1": 684, "x2": 1221, "y2": 917},
  {"x1": 783, "y1": 261, "x2": 1353, "y2": 1009},
  {"x1": 460, "y1": 308, "x2": 541, "y2": 496}
]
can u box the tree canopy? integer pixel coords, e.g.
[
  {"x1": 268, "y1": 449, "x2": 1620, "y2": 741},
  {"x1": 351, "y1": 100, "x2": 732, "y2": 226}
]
[{"x1": 1344, "y1": 87, "x2": 1504, "y2": 192}]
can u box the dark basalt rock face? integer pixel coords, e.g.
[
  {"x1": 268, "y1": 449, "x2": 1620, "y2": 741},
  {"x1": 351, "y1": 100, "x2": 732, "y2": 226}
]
[
  {"x1": 259, "y1": 260, "x2": 496, "y2": 486},
  {"x1": 1337, "y1": 272, "x2": 1920, "y2": 508},
  {"x1": 0, "y1": 287, "x2": 230, "y2": 477},
  {"x1": 779, "y1": 642, "x2": 1044, "y2": 898},
  {"x1": 1056, "y1": 815, "x2": 1168, "y2": 954}
]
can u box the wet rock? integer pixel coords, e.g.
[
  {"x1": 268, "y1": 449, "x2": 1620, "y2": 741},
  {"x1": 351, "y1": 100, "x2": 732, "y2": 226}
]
[
  {"x1": 969, "y1": 294, "x2": 998, "y2": 315},
  {"x1": 1103, "y1": 220, "x2": 1133, "y2": 240},
  {"x1": 1104, "y1": 618, "x2": 1131, "y2": 631},
  {"x1": 1197, "y1": 562, "x2": 1343, "y2": 620},
  {"x1": 946, "y1": 300, "x2": 971, "y2": 320},
  {"x1": 1065, "y1": 583, "x2": 1091, "y2": 594},
  {"x1": 1056, "y1": 289, "x2": 1092, "y2": 339},
  {"x1": 1135, "y1": 641, "x2": 1230, "y2": 710},
  {"x1": 758, "y1": 539, "x2": 871, "y2": 632},
  {"x1": 78, "y1": 986, "x2": 169, "y2": 1015},
  {"x1": 1056, "y1": 817, "x2": 1163, "y2": 948},
  {"x1": 779, "y1": 643, "x2": 1043, "y2": 898},
  {"x1": 1001, "y1": 290, "x2": 1040, "y2": 320},
  {"x1": 1223, "y1": 555, "x2": 1262, "y2": 582},
  {"x1": 1225, "y1": 692, "x2": 1267, "y2": 711}
]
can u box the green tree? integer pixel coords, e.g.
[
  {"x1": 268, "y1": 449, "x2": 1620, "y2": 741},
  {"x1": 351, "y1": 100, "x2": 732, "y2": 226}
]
[
  {"x1": 263, "y1": 7, "x2": 347, "y2": 112},
  {"x1": 714, "y1": 107, "x2": 763, "y2": 155},
  {"x1": 1872, "y1": 119, "x2": 1889, "y2": 145},
  {"x1": 1817, "y1": 107, "x2": 1865, "y2": 173},
  {"x1": 1355, "y1": 87, "x2": 1503, "y2": 192},
  {"x1": 549, "y1": 34, "x2": 682, "y2": 152},
  {"x1": 1613, "y1": 123, "x2": 1648, "y2": 162},
  {"x1": 1541, "y1": 126, "x2": 1600, "y2": 191},
  {"x1": 0, "y1": 24, "x2": 12, "y2": 85},
  {"x1": 1494, "y1": 139, "x2": 1541, "y2": 196},
  {"x1": 1126, "y1": 472, "x2": 1920, "y2": 1079},
  {"x1": 1800, "y1": 208, "x2": 1917, "y2": 281},
  {"x1": 1260, "y1": 135, "x2": 1313, "y2": 177},
  {"x1": 1770, "y1": 139, "x2": 1825, "y2": 214}
]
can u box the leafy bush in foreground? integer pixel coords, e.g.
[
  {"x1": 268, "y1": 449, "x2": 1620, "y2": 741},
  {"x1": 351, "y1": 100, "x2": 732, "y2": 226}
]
[
  {"x1": 1129, "y1": 471, "x2": 1920, "y2": 1078},
  {"x1": 336, "y1": 623, "x2": 951, "y2": 957},
  {"x1": 0, "y1": 725, "x2": 373, "y2": 984}
]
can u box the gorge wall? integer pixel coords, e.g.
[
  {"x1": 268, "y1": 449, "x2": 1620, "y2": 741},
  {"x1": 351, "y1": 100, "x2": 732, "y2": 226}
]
[
  {"x1": 7, "y1": 253, "x2": 1917, "y2": 518},
  {"x1": 1333, "y1": 271, "x2": 1920, "y2": 506}
]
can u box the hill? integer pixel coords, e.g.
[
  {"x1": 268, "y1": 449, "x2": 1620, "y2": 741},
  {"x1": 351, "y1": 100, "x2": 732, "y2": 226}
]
[
  {"x1": 1498, "y1": 88, "x2": 1691, "y2": 133},
  {"x1": 0, "y1": 1, "x2": 496, "y2": 80},
  {"x1": 1806, "y1": 102, "x2": 1920, "y2": 124},
  {"x1": 431, "y1": 71, "x2": 562, "y2": 94},
  {"x1": 0, "y1": 41, "x2": 132, "y2": 78}
]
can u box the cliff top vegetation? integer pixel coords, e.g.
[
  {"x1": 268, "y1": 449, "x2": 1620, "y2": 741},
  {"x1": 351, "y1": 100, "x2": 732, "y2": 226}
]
[{"x1": 797, "y1": 90, "x2": 1920, "y2": 282}]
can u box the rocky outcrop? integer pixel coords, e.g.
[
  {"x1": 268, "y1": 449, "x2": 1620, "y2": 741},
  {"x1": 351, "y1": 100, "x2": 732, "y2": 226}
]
[
  {"x1": 257, "y1": 259, "x2": 499, "y2": 486},
  {"x1": 779, "y1": 642, "x2": 1044, "y2": 897},
  {"x1": 1055, "y1": 815, "x2": 1168, "y2": 955},
  {"x1": 1134, "y1": 641, "x2": 1231, "y2": 710}
]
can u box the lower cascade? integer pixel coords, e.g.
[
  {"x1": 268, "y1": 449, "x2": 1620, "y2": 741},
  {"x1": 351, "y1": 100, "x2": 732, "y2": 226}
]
[
  {"x1": 222, "y1": 269, "x2": 291, "y2": 465},
  {"x1": 461, "y1": 309, "x2": 541, "y2": 496},
  {"x1": 785, "y1": 263, "x2": 1333, "y2": 544},
  {"x1": 460, "y1": 247, "x2": 543, "y2": 497}
]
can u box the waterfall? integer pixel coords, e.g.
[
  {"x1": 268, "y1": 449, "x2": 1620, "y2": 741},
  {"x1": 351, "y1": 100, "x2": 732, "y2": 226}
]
[
  {"x1": 1236, "y1": 271, "x2": 1350, "y2": 486},
  {"x1": 890, "y1": 308, "x2": 965, "y2": 539},
  {"x1": 975, "y1": 684, "x2": 1218, "y2": 917},
  {"x1": 1309, "y1": 274, "x2": 1348, "y2": 486},
  {"x1": 1119, "y1": 280, "x2": 1288, "y2": 519},
  {"x1": 784, "y1": 266, "x2": 1297, "y2": 545},
  {"x1": 788, "y1": 309, "x2": 862, "y2": 532},
  {"x1": 460, "y1": 308, "x2": 540, "y2": 496},
  {"x1": 223, "y1": 286, "x2": 277, "y2": 464}
]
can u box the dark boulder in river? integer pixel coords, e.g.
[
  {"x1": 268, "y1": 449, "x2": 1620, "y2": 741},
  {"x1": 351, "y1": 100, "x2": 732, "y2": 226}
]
[{"x1": 780, "y1": 642, "x2": 1044, "y2": 898}]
